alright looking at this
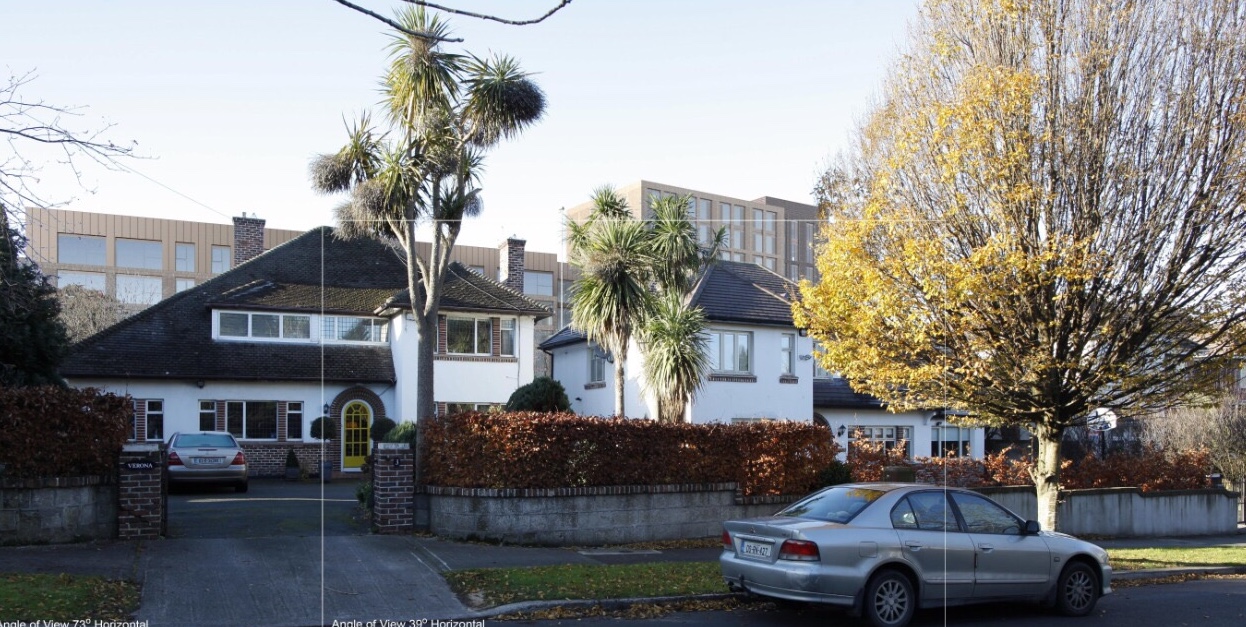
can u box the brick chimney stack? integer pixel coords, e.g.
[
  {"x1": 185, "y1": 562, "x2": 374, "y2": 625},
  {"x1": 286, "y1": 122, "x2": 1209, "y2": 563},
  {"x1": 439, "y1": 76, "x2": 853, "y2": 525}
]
[
  {"x1": 498, "y1": 237, "x2": 526, "y2": 294},
  {"x1": 232, "y1": 214, "x2": 266, "y2": 265}
]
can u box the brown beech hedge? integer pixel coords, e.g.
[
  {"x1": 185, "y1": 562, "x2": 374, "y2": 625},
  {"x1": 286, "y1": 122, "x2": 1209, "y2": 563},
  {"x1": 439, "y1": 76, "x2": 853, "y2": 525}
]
[
  {"x1": 422, "y1": 412, "x2": 840, "y2": 496},
  {"x1": 0, "y1": 386, "x2": 131, "y2": 478}
]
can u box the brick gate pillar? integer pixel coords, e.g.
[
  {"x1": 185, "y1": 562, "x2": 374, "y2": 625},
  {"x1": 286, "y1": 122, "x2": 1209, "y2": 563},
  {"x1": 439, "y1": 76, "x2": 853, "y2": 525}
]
[
  {"x1": 371, "y1": 443, "x2": 414, "y2": 534},
  {"x1": 118, "y1": 443, "x2": 166, "y2": 539}
]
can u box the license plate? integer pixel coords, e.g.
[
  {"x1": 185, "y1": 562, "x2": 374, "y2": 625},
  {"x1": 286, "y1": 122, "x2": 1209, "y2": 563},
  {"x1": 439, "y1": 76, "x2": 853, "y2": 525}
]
[
  {"x1": 192, "y1": 457, "x2": 224, "y2": 464},
  {"x1": 741, "y1": 540, "x2": 772, "y2": 559}
]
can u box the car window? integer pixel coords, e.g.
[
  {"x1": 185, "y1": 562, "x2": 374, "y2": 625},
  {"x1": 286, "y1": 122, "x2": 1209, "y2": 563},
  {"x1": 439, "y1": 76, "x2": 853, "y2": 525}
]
[
  {"x1": 906, "y1": 492, "x2": 961, "y2": 532},
  {"x1": 175, "y1": 433, "x2": 237, "y2": 448},
  {"x1": 778, "y1": 487, "x2": 885, "y2": 523},
  {"x1": 950, "y1": 492, "x2": 1022, "y2": 535},
  {"x1": 890, "y1": 499, "x2": 918, "y2": 529}
]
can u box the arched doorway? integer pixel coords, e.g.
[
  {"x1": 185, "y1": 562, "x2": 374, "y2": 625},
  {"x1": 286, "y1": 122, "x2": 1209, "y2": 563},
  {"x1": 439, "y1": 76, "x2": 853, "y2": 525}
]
[{"x1": 342, "y1": 400, "x2": 372, "y2": 471}]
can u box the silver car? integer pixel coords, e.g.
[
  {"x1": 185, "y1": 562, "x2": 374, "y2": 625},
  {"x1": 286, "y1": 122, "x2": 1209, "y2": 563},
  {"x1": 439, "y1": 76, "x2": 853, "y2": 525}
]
[
  {"x1": 721, "y1": 483, "x2": 1111, "y2": 627},
  {"x1": 167, "y1": 431, "x2": 249, "y2": 492}
]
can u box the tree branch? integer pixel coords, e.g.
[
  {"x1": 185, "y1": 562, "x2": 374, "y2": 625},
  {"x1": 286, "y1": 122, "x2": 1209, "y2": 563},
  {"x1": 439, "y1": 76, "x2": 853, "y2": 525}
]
[{"x1": 331, "y1": 0, "x2": 574, "y2": 41}]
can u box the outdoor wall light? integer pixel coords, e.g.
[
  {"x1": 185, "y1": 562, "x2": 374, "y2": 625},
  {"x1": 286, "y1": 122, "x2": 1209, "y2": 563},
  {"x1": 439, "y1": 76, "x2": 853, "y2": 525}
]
[
  {"x1": 323, "y1": 403, "x2": 331, "y2": 415},
  {"x1": 797, "y1": 329, "x2": 808, "y2": 337},
  {"x1": 195, "y1": 380, "x2": 205, "y2": 389},
  {"x1": 798, "y1": 354, "x2": 813, "y2": 361},
  {"x1": 837, "y1": 425, "x2": 847, "y2": 437}
]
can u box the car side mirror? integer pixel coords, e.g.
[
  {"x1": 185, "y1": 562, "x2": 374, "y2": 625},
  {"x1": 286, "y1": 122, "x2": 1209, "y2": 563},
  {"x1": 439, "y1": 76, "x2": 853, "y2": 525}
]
[{"x1": 1022, "y1": 520, "x2": 1041, "y2": 535}]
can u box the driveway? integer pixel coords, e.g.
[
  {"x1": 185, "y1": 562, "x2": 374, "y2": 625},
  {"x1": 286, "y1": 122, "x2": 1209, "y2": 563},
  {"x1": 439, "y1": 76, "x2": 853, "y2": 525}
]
[{"x1": 167, "y1": 477, "x2": 366, "y2": 539}]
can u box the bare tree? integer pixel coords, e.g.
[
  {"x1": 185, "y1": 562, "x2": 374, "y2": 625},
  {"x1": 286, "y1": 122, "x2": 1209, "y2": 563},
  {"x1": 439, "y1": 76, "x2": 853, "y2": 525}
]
[
  {"x1": 331, "y1": 0, "x2": 573, "y2": 42},
  {"x1": 1145, "y1": 395, "x2": 1246, "y2": 495},
  {"x1": 795, "y1": 0, "x2": 1246, "y2": 531},
  {"x1": 1, "y1": 71, "x2": 136, "y2": 226},
  {"x1": 56, "y1": 285, "x2": 127, "y2": 344}
]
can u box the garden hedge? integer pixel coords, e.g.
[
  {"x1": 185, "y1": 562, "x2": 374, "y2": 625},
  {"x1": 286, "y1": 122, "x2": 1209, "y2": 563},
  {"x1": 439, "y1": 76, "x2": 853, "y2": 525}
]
[{"x1": 0, "y1": 386, "x2": 131, "y2": 478}]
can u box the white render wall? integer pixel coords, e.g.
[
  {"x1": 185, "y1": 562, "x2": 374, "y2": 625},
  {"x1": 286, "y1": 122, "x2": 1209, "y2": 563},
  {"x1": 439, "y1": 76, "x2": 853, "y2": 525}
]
[
  {"x1": 815, "y1": 405, "x2": 986, "y2": 461},
  {"x1": 434, "y1": 316, "x2": 539, "y2": 407},
  {"x1": 67, "y1": 378, "x2": 395, "y2": 441},
  {"x1": 547, "y1": 341, "x2": 648, "y2": 418}
]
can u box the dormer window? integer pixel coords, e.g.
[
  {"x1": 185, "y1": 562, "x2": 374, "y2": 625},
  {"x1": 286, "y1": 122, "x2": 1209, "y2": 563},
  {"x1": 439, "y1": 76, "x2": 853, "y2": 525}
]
[
  {"x1": 214, "y1": 310, "x2": 386, "y2": 344},
  {"x1": 323, "y1": 316, "x2": 388, "y2": 343},
  {"x1": 220, "y1": 312, "x2": 311, "y2": 340}
]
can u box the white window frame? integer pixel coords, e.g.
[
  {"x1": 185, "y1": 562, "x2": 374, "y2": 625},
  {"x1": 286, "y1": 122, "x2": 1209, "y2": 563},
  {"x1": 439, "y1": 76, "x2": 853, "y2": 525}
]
[
  {"x1": 849, "y1": 425, "x2": 913, "y2": 459},
  {"x1": 589, "y1": 346, "x2": 607, "y2": 383},
  {"x1": 145, "y1": 400, "x2": 164, "y2": 441},
  {"x1": 225, "y1": 400, "x2": 279, "y2": 441},
  {"x1": 931, "y1": 425, "x2": 971, "y2": 458},
  {"x1": 780, "y1": 333, "x2": 795, "y2": 376},
  {"x1": 321, "y1": 315, "x2": 387, "y2": 344},
  {"x1": 499, "y1": 318, "x2": 516, "y2": 356},
  {"x1": 199, "y1": 400, "x2": 217, "y2": 431},
  {"x1": 216, "y1": 311, "x2": 315, "y2": 342},
  {"x1": 446, "y1": 316, "x2": 492, "y2": 355},
  {"x1": 708, "y1": 330, "x2": 752, "y2": 374},
  {"x1": 286, "y1": 401, "x2": 304, "y2": 440}
]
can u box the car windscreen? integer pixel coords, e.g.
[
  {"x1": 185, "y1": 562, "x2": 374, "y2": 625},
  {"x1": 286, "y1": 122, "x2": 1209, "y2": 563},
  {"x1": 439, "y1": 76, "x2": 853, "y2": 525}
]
[
  {"x1": 175, "y1": 434, "x2": 237, "y2": 448},
  {"x1": 777, "y1": 487, "x2": 886, "y2": 523}
]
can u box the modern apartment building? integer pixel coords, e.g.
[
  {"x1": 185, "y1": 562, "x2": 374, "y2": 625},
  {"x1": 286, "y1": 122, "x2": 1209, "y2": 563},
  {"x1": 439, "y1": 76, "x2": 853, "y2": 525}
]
[{"x1": 564, "y1": 180, "x2": 822, "y2": 282}]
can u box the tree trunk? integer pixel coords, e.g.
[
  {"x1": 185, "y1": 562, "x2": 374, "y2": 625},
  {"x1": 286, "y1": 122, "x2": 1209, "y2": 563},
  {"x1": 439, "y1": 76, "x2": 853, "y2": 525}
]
[
  {"x1": 614, "y1": 353, "x2": 626, "y2": 417},
  {"x1": 1032, "y1": 422, "x2": 1063, "y2": 532}
]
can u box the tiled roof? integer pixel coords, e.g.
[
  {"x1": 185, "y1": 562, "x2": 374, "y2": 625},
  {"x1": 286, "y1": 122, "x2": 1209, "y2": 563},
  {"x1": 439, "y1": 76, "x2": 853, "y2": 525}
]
[
  {"x1": 61, "y1": 227, "x2": 546, "y2": 382},
  {"x1": 689, "y1": 260, "x2": 797, "y2": 327},
  {"x1": 385, "y1": 264, "x2": 551, "y2": 318},
  {"x1": 813, "y1": 377, "x2": 886, "y2": 410},
  {"x1": 539, "y1": 325, "x2": 587, "y2": 350}
]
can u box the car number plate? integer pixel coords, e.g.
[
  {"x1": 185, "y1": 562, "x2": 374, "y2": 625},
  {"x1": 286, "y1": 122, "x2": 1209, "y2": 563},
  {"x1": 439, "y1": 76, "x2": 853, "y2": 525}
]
[
  {"x1": 740, "y1": 540, "x2": 772, "y2": 559},
  {"x1": 192, "y1": 457, "x2": 224, "y2": 464}
]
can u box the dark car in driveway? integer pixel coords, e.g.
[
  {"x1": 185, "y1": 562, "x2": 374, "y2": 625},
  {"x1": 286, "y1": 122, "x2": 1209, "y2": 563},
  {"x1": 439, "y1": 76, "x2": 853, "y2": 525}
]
[
  {"x1": 167, "y1": 431, "x2": 248, "y2": 492},
  {"x1": 721, "y1": 483, "x2": 1111, "y2": 627}
]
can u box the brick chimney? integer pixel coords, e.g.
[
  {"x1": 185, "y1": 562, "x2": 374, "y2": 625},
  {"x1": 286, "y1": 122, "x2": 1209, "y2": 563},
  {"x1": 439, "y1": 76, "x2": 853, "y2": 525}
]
[
  {"x1": 232, "y1": 214, "x2": 266, "y2": 265},
  {"x1": 498, "y1": 237, "x2": 526, "y2": 294}
]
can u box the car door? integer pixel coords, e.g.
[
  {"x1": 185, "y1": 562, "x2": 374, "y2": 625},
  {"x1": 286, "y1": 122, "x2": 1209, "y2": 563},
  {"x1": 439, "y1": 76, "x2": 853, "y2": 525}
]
[
  {"x1": 891, "y1": 491, "x2": 976, "y2": 603},
  {"x1": 948, "y1": 491, "x2": 1052, "y2": 599}
]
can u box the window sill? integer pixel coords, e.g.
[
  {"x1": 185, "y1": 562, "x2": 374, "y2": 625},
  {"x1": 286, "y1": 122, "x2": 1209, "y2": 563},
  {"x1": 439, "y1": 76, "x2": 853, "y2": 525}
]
[
  {"x1": 708, "y1": 373, "x2": 758, "y2": 383},
  {"x1": 584, "y1": 382, "x2": 606, "y2": 390},
  {"x1": 779, "y1": 375, "x2": 799, "y2": 384},
  {"x1": 434, "y1": 354, "x2": 518, "y2": 363}
]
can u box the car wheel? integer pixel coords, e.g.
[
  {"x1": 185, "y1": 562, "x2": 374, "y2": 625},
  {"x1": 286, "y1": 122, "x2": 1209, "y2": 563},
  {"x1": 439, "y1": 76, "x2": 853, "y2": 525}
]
[
  {"x1": 864, "y1": 569, "x2": 915, "y2": 627},
  {"x1": 235, "y1": 481, "x2": 249, "y2": 494},
  {"x1": 1055, "y1": 561, "x2": 1099, "y2": 616}
]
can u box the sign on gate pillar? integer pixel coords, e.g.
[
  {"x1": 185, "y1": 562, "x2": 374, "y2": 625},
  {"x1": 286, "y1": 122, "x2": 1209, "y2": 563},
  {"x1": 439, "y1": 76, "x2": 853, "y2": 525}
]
[{"x1": 118, "y1": 443, "x2": 166, "y2": 539}]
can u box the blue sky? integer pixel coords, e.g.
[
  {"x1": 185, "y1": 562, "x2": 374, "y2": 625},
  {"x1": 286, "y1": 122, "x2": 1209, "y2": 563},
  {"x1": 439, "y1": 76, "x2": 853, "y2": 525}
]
[{"x1": 4, "y1": 0, "x2": 919, "y2": 255}]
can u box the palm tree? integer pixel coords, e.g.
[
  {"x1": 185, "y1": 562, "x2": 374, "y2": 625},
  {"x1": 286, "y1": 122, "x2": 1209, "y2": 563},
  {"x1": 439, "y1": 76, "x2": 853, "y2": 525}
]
[
  {"x1": 566, "y1": 190, "x2": 653, "y2": 417},
  {"x1": 641, "y1": 293, "x2": 711, "y2": 423},
  {"x1": 310, "y1": 7, "x2": 545, "y2": 423}
]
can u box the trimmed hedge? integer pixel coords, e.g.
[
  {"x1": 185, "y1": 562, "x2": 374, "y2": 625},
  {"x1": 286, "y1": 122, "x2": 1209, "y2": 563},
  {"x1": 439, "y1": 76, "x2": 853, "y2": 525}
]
[
  {"x1": 422, "y1": 412, "x2": 839, "y2": 496},
  {"x1": 0, "y1": 386, "x2": 131, "y2": 478}
]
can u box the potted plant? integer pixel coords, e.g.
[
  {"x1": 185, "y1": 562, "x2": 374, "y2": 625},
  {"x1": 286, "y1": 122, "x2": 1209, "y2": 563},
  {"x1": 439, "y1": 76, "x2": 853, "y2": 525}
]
[
  {"x1": 310, "y1": 416, "x2": 337, "y2": 482},
  {"x1": 284, "y1": 449, "x2": 301, "y2": 481}
]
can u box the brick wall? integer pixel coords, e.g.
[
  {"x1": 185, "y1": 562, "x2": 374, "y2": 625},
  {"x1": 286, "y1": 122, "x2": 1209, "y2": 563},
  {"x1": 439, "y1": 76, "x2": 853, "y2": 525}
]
[
  {"x1": 497, "y1": 237, "x2": 526, "y2": 294},
  {"x1": 118, "y1": 443, "x2": 166, "y2": 540},
  {"x1": 371, "y1": 443, "x2": 414, "y2": 534},
  {"x1": 232, "y1": 215, "x2": 266, "y2": 265},
  {"x1": 239, "y1": 442, "x2": 340, "y2": 477}
]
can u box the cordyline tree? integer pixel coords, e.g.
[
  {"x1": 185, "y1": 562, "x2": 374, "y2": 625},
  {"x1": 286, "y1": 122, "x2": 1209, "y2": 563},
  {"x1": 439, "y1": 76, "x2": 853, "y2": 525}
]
[
  {"x1": 794, "y1": 0, "x2": 1246, "y2": 531},
  {"x1": 310, "y1": 7, "x2": 545, "y2": 422}
]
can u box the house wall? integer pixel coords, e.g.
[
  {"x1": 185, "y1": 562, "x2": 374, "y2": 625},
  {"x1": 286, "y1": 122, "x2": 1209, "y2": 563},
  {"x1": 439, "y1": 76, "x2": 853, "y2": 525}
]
[
  {"x1": 548, "y1": 341, "x2": 649, "y2": 418},
  {"x1": 433, "y1": 317, "x2": 538, "y2": 407},
  {"x1": 689, "y1": 324, "x2": 814, "y2": 424},
  {"x1": 815, "y1": 406, "x2": 986, "y2": 461}
]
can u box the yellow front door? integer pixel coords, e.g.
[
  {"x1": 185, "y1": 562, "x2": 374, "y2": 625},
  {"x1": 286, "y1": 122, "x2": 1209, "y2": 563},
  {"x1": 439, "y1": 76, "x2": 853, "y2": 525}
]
[{"x1": 342, "y1": 401, "x2": 372, "y2": 470}]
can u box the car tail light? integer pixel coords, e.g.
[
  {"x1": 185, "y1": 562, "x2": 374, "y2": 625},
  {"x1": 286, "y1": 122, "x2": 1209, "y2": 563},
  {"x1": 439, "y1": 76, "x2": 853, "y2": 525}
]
[
  {"x1": 722, "y1": 530, "x2": 733, "y2": 549},
  {"x1": 167, "y1": 451, "x2": 183, "y2": 466},
  {"x1": 231, "y1": 452, "x2": 246, "y2": 466},
  {"x1": 778, "y1": 539, "x2": 820, "y2": 561}
]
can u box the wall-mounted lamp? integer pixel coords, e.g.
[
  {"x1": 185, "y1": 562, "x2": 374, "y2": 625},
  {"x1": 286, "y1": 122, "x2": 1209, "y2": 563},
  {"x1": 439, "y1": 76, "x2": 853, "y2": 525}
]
[
  {"x1": 574, "y1": 397, "x2": 583, "y2": 402},
  {"x1": 797, "y1": 329, "x2": 808, "y2": 337},
  {"x1": 837, "y1": 424, "x2": 847, "y2": 437},
  {"x1": 195, "y1": 380, "x2": 205, "y2": 389},
  {"x1": 323, "y1": 403, "x2": 331, "y2": 415},
  {"x1": 798, "y1": 354, "x2": 813, "y2": 361}
]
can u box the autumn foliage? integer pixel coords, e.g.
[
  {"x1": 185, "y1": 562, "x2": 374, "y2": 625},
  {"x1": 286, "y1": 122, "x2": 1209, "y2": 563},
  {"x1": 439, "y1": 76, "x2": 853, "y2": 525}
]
[
  {"x1": 422, "y1": 412, "x2": 840, "y2": 496},
  {"x1": 846, "y1": 437, "x2": 1209, "y2": 492},
  {"x1": 0, "y1": 386, "x2": 131, "y2": 478}
]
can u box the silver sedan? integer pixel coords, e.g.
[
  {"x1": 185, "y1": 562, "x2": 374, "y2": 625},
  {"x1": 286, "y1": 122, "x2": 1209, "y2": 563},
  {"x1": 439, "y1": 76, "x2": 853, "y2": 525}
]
[
  {"x1": 167, "y1": 431, "x2": 249, "y2": 492},
  {"x1": 721, "y1": 483, "x2": 1111, "y2": 627}
]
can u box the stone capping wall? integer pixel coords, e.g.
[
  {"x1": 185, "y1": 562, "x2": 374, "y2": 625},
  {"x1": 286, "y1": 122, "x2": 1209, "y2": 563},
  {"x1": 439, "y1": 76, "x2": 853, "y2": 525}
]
[
  {"x1": 118, "y1": 442, "x2": 166, "y2": 540},
  {"x1": 0, "y1": 475, "x2": 117, "y2": 546},
  {"x1": 371, "y1": 443, "x2": 414, "y2": 534},
  {"x1": 424, "y1": 482, "x2": 802, "y2": 546},
  {"x1": 974, "y1": 485, "x2": 1239, "y2": 537}
]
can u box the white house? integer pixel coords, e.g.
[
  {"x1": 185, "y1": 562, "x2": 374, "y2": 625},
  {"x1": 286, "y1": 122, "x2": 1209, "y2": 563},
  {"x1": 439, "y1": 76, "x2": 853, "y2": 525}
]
[
  {"x1": 61, "y1": 228, "x2": 550, "y2": 475},
  {"x1": 541, "y1": 260, "x2": 986, "y2": 460}
]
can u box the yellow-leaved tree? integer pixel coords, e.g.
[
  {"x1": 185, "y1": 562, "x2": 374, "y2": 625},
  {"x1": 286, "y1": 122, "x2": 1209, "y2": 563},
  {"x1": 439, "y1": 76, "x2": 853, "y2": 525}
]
[{"x1": 794, "y1": 0, "x2": 1246, "y2": 531}]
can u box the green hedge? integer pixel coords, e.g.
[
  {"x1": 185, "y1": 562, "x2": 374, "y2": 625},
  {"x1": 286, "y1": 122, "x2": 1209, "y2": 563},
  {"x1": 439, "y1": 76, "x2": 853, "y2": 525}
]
[
  {"x1": 422, "y1": 412, "x2": 839, "y2": 496},
  {"x1": 0, "y1": 386, "x2": 131, "y2": 478}
]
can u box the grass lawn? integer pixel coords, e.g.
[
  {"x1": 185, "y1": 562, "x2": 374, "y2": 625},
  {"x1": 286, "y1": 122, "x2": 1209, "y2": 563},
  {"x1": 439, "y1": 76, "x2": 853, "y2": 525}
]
[
  {"x1": 1108, "y1": 546, "x2": 1246, "y2": 571},
  {"x1": 0, "y1": 573, "x2": 139, "y2": 622},
  {"x1": 445, "y1": 561, "x2": 725, "y2": 609}
]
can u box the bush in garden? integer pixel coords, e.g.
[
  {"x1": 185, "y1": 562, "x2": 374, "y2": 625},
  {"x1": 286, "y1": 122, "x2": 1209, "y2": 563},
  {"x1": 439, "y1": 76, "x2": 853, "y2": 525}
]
[
  {"x1": 370, "y1": 417, "x2": 397, "y2": 442},
  {"x1": 505, "y1": 376, "x2": 571, "y2": 413},
  {"x1": 382, "y1": 421, "x2": 418, "y2": 446},
  {"x1": 310, "y1": 416, "x2": 336, "y2": 440},
  {"x1": 0, "y1": 386, "x2": 130, "y2": 478},
  {"x1": 818, "y1": 458, "x2": 854, "y2": 486},
  {"x1": 421, "y1": 412, "x2": 840, "y2": 496}
]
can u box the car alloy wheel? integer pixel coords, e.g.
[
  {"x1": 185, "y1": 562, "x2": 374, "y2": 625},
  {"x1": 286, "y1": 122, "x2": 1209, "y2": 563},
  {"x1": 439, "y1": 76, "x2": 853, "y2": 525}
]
[
  {"x1": 1056, "y1": 562, "x2": 1099, "y2": 616},
  {"x1": 866, "y1": 570, "x2": 915, "y2": 627}
]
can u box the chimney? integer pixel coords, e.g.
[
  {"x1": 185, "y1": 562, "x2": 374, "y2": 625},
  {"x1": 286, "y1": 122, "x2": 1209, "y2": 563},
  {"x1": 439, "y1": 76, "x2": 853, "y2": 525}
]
[
  {"x1": 232, "y1": 214, "x2": 266, "y2": 265},
  {"x1": 498, "y1": 237, "x2": 526, "y2": 294}
]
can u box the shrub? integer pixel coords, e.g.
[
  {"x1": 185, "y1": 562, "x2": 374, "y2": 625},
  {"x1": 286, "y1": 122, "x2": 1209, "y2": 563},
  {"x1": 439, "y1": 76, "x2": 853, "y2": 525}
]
[
  {"x1": 505, "y1": 376, "x2": 570, "y2": 413},
  {"x1": 285, "y1": 449, "x2": 300, "y2": 468},
  {"x1": 370, "y1": 417, "x2": 397, "y2": 442},
  {"x1": 0, "y1": 386, "x2": 130, "y2": 478},
  {"x1": 310, "y1": 416, "x2": 336, "y2": 440},
  {"x1": 421, "y1": 412, "x2": 840, "y2": 496},
  {"x1": 818, "y1": 459, "x2": 853, "y2": 486},
  {"x1": 356, "y1": 481, "x2": 373, "y2": 509},
  {"x1": 382, "y1": 421, "x2": 418, "y2": 446}
]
